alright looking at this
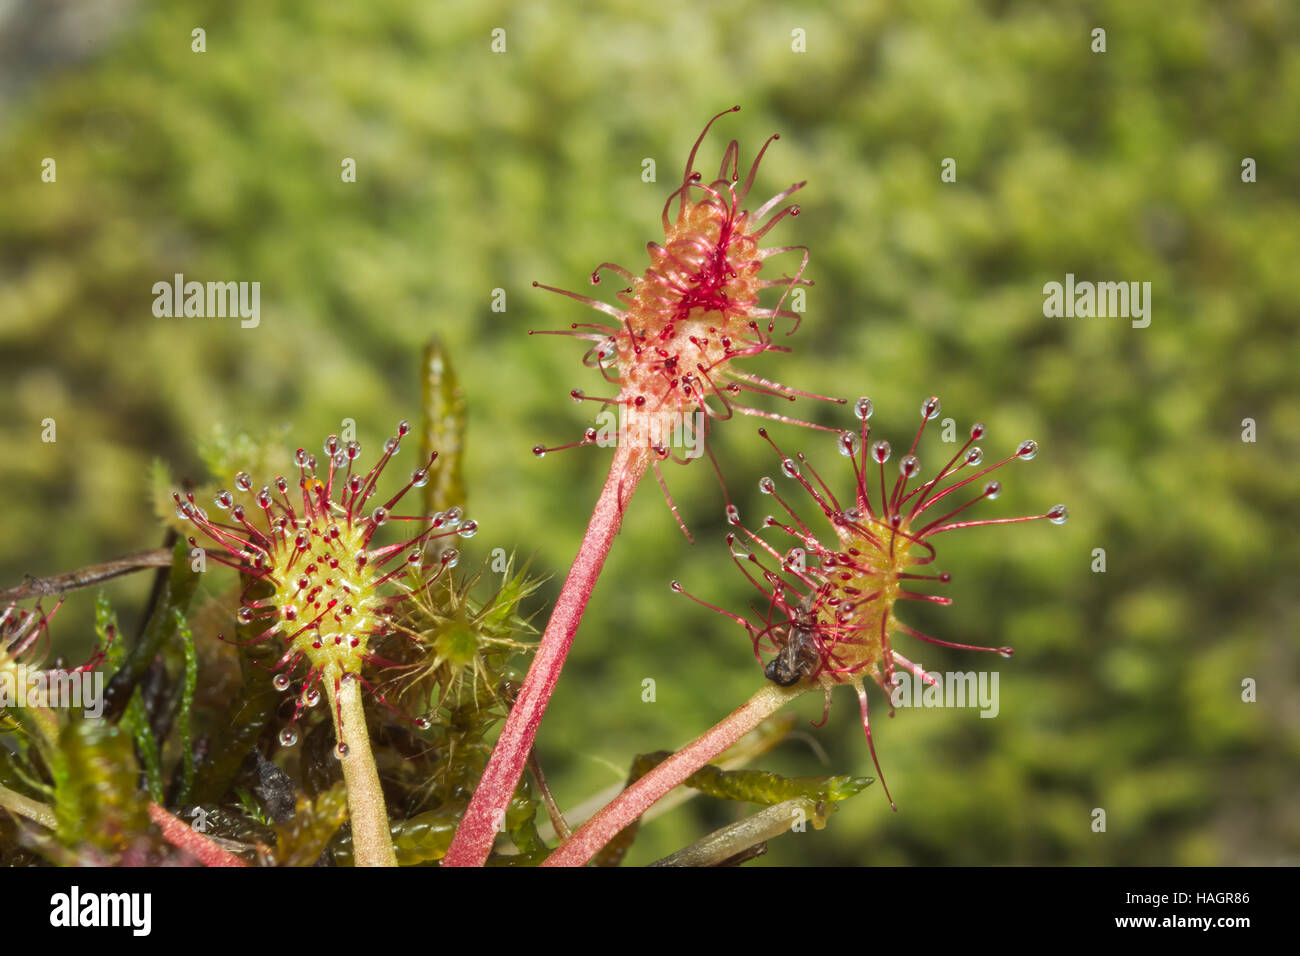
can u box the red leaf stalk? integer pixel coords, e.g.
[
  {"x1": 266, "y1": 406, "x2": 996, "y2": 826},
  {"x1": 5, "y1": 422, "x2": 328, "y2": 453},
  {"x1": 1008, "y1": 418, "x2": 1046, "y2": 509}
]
[{"x1": 443, "y1": 442, "x2": 650, "y2": 866}]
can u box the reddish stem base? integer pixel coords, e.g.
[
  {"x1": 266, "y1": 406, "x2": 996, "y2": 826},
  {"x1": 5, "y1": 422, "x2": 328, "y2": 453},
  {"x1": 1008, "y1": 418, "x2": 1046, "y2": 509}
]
[
  {"x1": 542, "y1": 682, "x2": 805, "y2": 867},
  {"x1": 443, "y1": 443, "x2": 650, "y2": 867}
]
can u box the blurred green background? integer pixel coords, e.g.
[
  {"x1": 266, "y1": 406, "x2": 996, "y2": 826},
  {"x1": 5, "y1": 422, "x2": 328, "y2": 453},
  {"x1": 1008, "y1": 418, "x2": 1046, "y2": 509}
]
[{"x1": 1, "y1": 0, "x2": 1297, "y2": 865}]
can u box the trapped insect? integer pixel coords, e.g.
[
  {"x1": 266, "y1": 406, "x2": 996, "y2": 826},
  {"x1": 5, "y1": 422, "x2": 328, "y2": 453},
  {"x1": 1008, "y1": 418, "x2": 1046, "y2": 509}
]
[{"x1": 764, "y1": 593, "x2": 821, "y2": 687}]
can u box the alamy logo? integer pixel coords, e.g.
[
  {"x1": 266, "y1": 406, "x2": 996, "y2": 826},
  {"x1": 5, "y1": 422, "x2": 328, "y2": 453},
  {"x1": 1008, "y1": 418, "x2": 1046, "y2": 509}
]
[
  {"x1": 152, "y1": 273, "x2": 261, "y2": 328},
  {"x1": 890, "y1": 667, "x2": 1000, "y2": 717},
  {"x1": 1042, "y1": 273, "x2": 1151, "y2": 328},
  {"x1": 0, "y1": 665, "x2": 104, "y2": 718},
  {"x1": 49, "y1": 886, "x2": 151, "y2": 936},
  {"x1": 592, "y1": 407, "x2": 706, "y2": 459}
]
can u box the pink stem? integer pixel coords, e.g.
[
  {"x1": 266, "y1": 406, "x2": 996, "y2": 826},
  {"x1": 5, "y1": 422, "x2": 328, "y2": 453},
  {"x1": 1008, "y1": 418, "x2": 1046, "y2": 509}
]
[
  {"x1": 542, "y1": 681, "x2": 807, "y2": 867},
  {"x1": 443, "y1": 442, "x2": 651, "y2": 867},
  {"x1": 148, "y1": 804, "x2": 248, "y2": 867}
]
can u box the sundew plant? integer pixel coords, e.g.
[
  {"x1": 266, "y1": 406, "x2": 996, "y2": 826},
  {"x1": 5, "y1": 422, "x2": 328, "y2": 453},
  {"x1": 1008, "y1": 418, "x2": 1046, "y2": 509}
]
[
  {"x1": 0, "y1": 106, "x2": 1065, "y2": 869},
  {"x1": 1, "y1": 1, "x2": 1294, "y2": 872}
]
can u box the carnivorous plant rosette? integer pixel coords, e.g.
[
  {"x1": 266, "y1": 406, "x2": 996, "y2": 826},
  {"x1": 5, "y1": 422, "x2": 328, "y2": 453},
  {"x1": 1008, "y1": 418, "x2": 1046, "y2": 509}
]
[
  {"x1": 174, "y1": 419, "x2": 471, "y2": 865},
  {"x1": 543, "y1": 396, "x2": 1067, "y2": 866},
  {"x1": 530, "y1": 104, "x2": 840, "y2": 507}
]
